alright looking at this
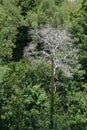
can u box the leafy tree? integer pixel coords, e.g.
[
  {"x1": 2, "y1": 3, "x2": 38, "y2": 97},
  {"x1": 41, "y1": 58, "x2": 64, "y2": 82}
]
[
  {"x1": 67, "y1": 1, "x2": 87, "y2": 129},
  {"x1": 4, "y1": 60, "x2": 51, "y2": 91},
  {"x1": 0, "y1": 0, "x2": 22, "y2": 62},
  {"x1": 70, "y1": 0, "x2": 87, "y2": 82},
  {"x1": 67, "y1": 87, "x2": 87, "y2": 130},
  {"x1": 16, "y1": 0, "x2": 42, "y2": 16},
  {"x1": 26, "y1": 0, "x2": 70, "y2": 27},
  {"x1": 55, "y1": 0, "x2": 64, "y2": 5},
  {"x1": 0, "y1": 0, "x2": 87, "y2": 130},
  {"x1": 0, "y1": 60, "x2": 50, "y2": 130},
  {"x1": 0, "y1": 66, "x2": 11, "y2": 130}
]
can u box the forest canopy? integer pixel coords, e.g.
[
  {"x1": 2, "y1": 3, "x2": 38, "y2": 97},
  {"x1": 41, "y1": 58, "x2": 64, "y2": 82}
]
[{"x1": 0, "y1": 0, "x2": 87, "y2": 130}]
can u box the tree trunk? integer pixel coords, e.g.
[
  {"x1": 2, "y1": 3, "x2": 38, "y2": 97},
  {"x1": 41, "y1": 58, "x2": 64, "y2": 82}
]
[{"x1": 50, "y1": 56, "x2": 54, "y2": 130}]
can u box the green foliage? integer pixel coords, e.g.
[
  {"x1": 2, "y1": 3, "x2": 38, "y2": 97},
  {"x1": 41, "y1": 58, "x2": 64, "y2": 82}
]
[
  {"x1": 0, "y1": 0, "x2": 22, "y2": 62},
  {"x1": 0, "y1": 0, "x2": 87, "y2": 129},
  {"x1": 0, "y1": 61, "x2": 50, "y2": 129},
  {"x1": 53, "y1": 82, "x2": 87, "y2": 130},
  {"x1": 55, "y1": 0, "x2": 64, "y2": 5},
  {"x1": 66, "y1": 83, "x2": 87, "y2": 130},
  {"x1": 3, "y1": 60, "x2": 51, "y2": 92},
  {"x1": 2, "y1": 84, "x2": 49, "y2": 130},
  {"x1": 16, "y1": 0, "x2": 42, "y2": 16},
  {"x1": 70, "y1": 0, "x2": 87, "y2": 81},
  {"x1": 26, "y1": 0, "x2": 70, "y2": 27},
  {"x1": 0, "y1": 65, "x2": 11, "y2": 129}
]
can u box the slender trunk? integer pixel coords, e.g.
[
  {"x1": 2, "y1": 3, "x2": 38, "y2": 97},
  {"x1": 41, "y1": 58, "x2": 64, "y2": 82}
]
[{"x1": 50, "y1": 56, "x2": 54, "y2": 130}]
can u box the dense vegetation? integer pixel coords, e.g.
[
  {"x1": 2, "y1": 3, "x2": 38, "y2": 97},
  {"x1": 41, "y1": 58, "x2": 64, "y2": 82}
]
[{"x1": 0, "y1": 0, "x2": 87, "y2": 130}]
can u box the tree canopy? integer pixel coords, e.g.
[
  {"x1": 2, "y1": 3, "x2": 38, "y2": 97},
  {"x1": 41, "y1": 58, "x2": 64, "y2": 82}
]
[{"x1": 0, "y1": 0, "x2": 87, "y2": 130}]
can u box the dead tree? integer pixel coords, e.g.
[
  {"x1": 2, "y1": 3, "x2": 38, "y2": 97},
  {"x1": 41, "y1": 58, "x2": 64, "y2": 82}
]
[{"x1": 23, "y1": 24, "x2": 78, "y2": 130}]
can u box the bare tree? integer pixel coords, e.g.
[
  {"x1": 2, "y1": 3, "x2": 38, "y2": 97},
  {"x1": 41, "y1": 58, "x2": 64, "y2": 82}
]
[
  {"x1": 23, "y1": 24, "x2": 78, "y2": 130},
  {"x1": 24, "y1": 24, "x2": 77, "y2": 77}
]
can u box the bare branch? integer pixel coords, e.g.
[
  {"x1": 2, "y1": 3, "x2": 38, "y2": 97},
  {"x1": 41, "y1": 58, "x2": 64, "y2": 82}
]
[{"x1": 23, "y1": 24, "x2": 78, "y2": 78}]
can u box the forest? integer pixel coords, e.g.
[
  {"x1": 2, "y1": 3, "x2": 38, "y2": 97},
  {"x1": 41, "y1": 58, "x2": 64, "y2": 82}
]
[{"x1": 0, "y1": 0, "x2": 87, "y2": 130}]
